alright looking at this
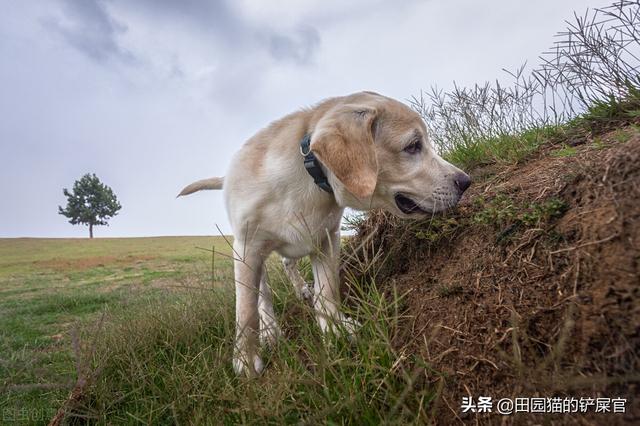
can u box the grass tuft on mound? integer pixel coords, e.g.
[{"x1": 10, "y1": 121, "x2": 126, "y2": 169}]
[{"x1": 441, "y1": 86, "x2": 640, "y2": 171}]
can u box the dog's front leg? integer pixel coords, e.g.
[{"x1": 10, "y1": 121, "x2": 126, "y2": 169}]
[
  {"x1": 311, "y1": 228, "x2": 359, "y2": 337},
  {"x1": 232, "y1": 241, "x2": 265, "y2": 377}
]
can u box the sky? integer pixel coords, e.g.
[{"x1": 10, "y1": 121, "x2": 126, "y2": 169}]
[{"x1": 0, "y1": 0, "x2": 602, "y2": 238}]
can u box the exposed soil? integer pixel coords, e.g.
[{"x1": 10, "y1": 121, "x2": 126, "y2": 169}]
[{"x1": 345, "y1": 127, "x2": 640, "y2": 424}]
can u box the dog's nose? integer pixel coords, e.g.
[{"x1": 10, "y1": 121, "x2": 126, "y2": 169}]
[{"x1": 454, "y1": 172, "x2": 471, "y2": 193}]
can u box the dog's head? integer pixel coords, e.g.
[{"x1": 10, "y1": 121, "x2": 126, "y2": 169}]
[{"x1": 311, "y1": 92, "x2": 470, "y2": 217}]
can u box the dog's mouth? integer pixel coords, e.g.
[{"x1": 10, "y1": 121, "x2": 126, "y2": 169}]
[{"x1": 394, "y1": 193, "x2": 429, "y2": 215}]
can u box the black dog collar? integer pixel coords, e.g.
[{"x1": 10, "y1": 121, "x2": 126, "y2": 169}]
[{"x1": 299, "y1": 134, "x2": 333, "y2": 194}]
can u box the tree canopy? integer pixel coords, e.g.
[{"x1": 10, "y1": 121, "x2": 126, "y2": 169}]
[{"x1": 58, "y1": 173, "x2": 122, "y2": 238}]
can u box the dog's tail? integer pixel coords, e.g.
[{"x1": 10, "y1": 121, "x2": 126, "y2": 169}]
[{"x1": 177, "y1": 177, "x2": 224, "y2": 197}]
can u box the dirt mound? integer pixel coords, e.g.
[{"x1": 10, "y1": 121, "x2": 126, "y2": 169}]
[{"x1": 345, "y1": 127, "x2": 640, "y2": 424}]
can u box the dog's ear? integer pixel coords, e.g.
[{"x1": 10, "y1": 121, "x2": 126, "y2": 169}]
[{"x1": 311, "y1": 105, "x2": 378, "y2": 199}]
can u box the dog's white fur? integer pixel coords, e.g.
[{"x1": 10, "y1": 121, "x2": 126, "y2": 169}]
[{"x1": 179, "y1": 92, "x2": 469, "y2": 376}]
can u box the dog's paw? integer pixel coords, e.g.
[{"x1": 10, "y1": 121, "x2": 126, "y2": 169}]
[
  {"x1": 336, "y1": 315, "x2": 361, "y2": 342},
  {"x1": 233, "y1": 352, "x2": 265, "y2": 377},
  {"x1": 299, "y1": 282, "x2": 313, "y2": 302},
  {"x1": 318, "y1": 313, "x2": 361, "y2": 341},
  {"x1": 340, "y1": 315, "x2": 361, "y2": 338},
  {"x1": 259, "y1": 322, "x2": 282, "y2": 347}
]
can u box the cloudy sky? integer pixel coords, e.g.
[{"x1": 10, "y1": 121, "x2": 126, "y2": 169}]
[{"x1": 0, "y1": 0, "x2": 601, "y2": 238}]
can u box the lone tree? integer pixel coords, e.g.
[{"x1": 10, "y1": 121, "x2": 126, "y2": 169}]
[{"x1": 58, "y1": 173, "x2": 122, "y2": 238}]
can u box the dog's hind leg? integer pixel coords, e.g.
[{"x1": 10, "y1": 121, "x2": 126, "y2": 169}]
[
  {"x1": 282, "y1": 257, "x2": 313, "y2": 301},
  {"x1": 258, "y1": 267, "x2": 282, "y2": 346},
  {"x1": 310, "y1": 229, "x2": 359, "y2": 337}
]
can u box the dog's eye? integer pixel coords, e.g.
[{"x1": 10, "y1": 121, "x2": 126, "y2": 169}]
[{"x1": 403, "y1": 139, "x2": 422, "y2": 155}]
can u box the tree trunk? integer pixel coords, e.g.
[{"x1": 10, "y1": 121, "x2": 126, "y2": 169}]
[{"x1": 89, "y1": 224, "x2": 93, "y2": 239}]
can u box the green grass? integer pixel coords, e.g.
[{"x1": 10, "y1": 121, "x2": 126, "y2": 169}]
[
  {"x1": 406, "y1": 194, "x2": 567, "y2": 248},
  {"x1": 0, "y1": 237, "x2": 435, "y2": 425},
  {"x1": 443, "y1": 125, "x2": 563, "y2": 169},
  {"x1": 472, "y1": 195, "x2": 568, "y2": 229},
  {"x1": 568, "y1": 85, "x2": 640, "y2": 133},
  {"x1": 550, "y1": 144, "x2": 577, "y2": 158},
  {"x1": 612, "y1": 128, "x2": 633, "y2": 143},
  {"x1": 0, "y1": 236, "x2": 232, "y2": 425},
  {"x1": 78, "y1": 274, "x2": 435, "y2": 424},
  {"x1": 442, "y1": 88, "x2": 640, "y2": 171}
]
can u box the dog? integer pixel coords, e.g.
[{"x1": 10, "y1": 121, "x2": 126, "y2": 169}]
[{"x1": 179, "y1": 91, "x2": 470, "y2": 376}]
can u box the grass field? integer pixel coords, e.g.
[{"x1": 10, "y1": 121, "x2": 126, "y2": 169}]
[
  {"x1": 1, "y1": 237, "x2": 428, "y2": 425},
  {"x1": 0, "y1": 236, "x2": 233, "y2": 424}
]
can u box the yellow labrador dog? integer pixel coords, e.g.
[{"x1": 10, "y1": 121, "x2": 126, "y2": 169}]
[{"x1": 179, "y1": 91, "x2": 470, "y2": 376}]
